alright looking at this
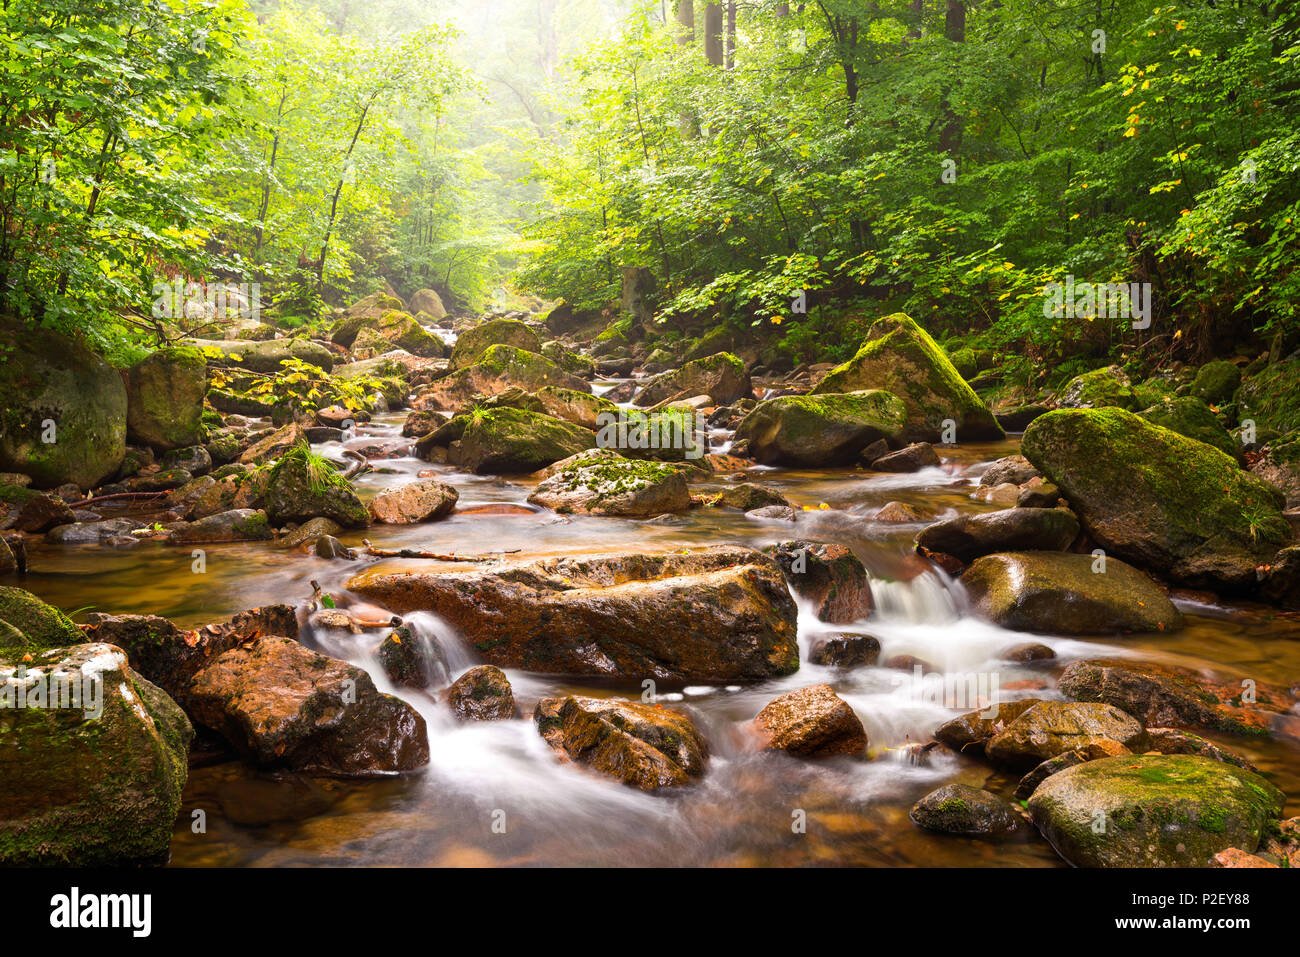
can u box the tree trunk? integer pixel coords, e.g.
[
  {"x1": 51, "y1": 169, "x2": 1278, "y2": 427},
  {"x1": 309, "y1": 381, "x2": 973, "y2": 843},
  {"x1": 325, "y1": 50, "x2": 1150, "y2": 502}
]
[
  {"x1": 704, "y1": 3, "x2": 724, "y2": 66},
  {"x1": 725, "y1": 1, "x2": 737, "y2": 69},
  {"x1": 938, "y1": 0, "x2": 966, "y2": 156}
]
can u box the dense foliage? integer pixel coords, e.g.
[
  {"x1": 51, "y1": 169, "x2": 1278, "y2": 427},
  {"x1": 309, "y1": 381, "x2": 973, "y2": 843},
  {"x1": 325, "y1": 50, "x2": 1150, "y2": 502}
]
[{"x1": 517, "y1": 1, "x2": 1300, "y2": 378}]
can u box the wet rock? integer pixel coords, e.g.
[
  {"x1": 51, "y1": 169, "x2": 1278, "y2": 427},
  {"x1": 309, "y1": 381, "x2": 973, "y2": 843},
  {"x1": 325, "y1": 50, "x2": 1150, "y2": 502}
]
[
  {"x1": 1056, "y1": 365, "x2": 1138, "y2": 411},
  {"x1": 449, "y1": 318, "x2": 541, "y2": 370},
  {"x1": 314, "y1": 535, "x2": 354, "y2": 559},
  {"x1": 0, "y1": 585, "x2": 83, "y2": 653},
  {"x1": 349, "y1": 545, "x2": 800, "y2": 681},
  {"x1": 401, "y1": 410, "x2": 442, "y2": 438},
  {"x1": 811, "y1": 313, "x2": 1003, "y2": 442},
  {"x1": 0, "y1": 642, "x2": 191, "y2": 864},
  {"x1": 368, "y1": 480, "x2": 458, "y2": 524},
  {"x1": 762, "y1": 540, "x2": 873, "y2": 623},
  {"x1": 752, "y1": 683, "x2": 867, "y2": 758},
  {"x1": 1016, "y1": 482, "x2": 1060, "y2": 508},
  {"x1": 10, "y1": 491, "x2": 76, "y2": 533},
  {"x1": 214, "y1": 772, "x2": 337, "y2": 827},
  {"x1": 808, "y1": 632, "x2": 880, "y2": 668},
  {"x1": 277, "y1": 516, "x2": 343, "y2": 548},
  {"x1": 534, "y1": 695, "x2": 706, "y2": 790},
  {"x1": 995, "y1": 403, "x2": 1050, "y2": 432},
  {"x1": 1188, "y1": 360, "x2": 1241, "y2": 406},
  {"x1": 159, "y1": 445, "x2": 212, "y2": 476},
  {"x1": 633, "y1": 352, "x2": 752, "y2": 408},
  {"x1": 1143, "y1": 728, "x2": 1256, "y2": 771},
  {"x1": 0, "y1": 323, "x2": 126, "y2": 489},
  {"x1": 979, "y1": 454, "x2": 1039, "y2": 487},
  {"x1": 126, "y1": 346, "x2": 207, "y2": 451},
  {"x1": 1139, "y1": 395, "x2": 1237, "y2": 458},
  {"x1": 166, "y1": 508, "x2": 274, "y2": 544},
  {"x1": 83, "y1": 605, "x2": 296, "y2": 709},
  {"x1": 746, "y1": 505, "x2": 797, "y2": 522},
  {"x1": 445, "y1": 665, "x2": 516, "y2": 721},
  {"x1": 376, "y1": 624, "x2": 447, "y2": 688},
  {"x1": 714, "y1": 483, "x2": 789, "y2": 511},
  {"x1": 1028, "y1": 754, "x2": 1285, "y2": 867},
  {"x1": 187, "y1": 470, "x2": 267, "y2": 520},
  {"x1": 1014, "y1": 750, "x2": 1091, "y2": 800},
  {"x1": 874, "y1": 501, "x2": 927, "y2": 522},
  {"x1": 867, "y1": 442, "x2": 941, "y2": 472},
  {"x1": 960, "y1": 551, "x2": 1182, "y2": 634},
  {"x1": 916, "y1": 508, "x2": 1079, "y2": 563},
  {"x1": 187, "y1": 636, "x2": 429, "y2": 776},
  {"x1": 527, "y1": 456, "x2": 689, "y2": 517},
  {"x1": 185, "y1": 336, "x2": 334, "y2": 373},
  {"x1": 317, "y1": 405, "x2": 363, "y2": 428},
  {"x1": 263, "y1": 445, "x2": 368, "y2": 528},
  {"x1": 934, "y1": 698, "x2": 1043, "y2": 755},
  {"x1": 985, "y1": 700, "x2": 1144, "y2": 770},
  {"x1": 1058, "y1": 658, "x2": 1296, "y2": 739},
  {"x1": 239, "y1": 422, "x2": 307, "y2": 465},
  {"x1": 1001, "y1": 642, "x2": 1055, "y2": 663},
  {"x1": 734, "y1": 390, "x2": 907, "y2": 467},
  {"x1": 459, "y1": 407, "x2": 596, "y2": 474},
  {"x1": 1022, "y1": 407, "x2": 1289, "y2": 592},
  {"x1": 46, "y1": 518, "x2": 147, "y2": 545},
  {"x1": 1259, "y1": 544, "x2": 1300, "y2": 610},
  {"x1": 910, "y1": 783, "x2": 1021, "y2": 836},
  {"x1": 1213, "y1": 848, "x2": 1277, "y2": 868}
]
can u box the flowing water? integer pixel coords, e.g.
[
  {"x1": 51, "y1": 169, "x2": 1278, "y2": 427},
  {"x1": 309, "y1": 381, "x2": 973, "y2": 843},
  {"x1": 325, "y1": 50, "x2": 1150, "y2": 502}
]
[{"x1": 20, "y1": 380, "x2": 1300, "y2": 867}]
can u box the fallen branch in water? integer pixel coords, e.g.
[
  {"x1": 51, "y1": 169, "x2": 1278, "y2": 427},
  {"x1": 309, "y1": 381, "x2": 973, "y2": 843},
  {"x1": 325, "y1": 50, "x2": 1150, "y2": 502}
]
[
  {"x1": 360, "y1": 539, "x2": 520, "y2": 562},
  {"x1": 341, "y1": 449, "x2": 370, "y2": 480}
]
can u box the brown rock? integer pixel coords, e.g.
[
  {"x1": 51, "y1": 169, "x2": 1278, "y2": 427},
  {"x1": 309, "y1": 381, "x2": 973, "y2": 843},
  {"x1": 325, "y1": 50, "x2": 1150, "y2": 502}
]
[
  {"x1": 752, "y1": 683, "x2": 867, "y2": 758},
  {"x1": 445, "y1": 665, "x2": 516, "y2": 721},
  {"x1": 368, "y1": 480, "x2": 458, "y2": 524}
]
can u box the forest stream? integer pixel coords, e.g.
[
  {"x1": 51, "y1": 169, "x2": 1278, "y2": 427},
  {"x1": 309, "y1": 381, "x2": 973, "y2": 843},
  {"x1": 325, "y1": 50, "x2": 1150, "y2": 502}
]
[{"x1": 19, "y1": 380, "x2": 1299, "y2": 868}]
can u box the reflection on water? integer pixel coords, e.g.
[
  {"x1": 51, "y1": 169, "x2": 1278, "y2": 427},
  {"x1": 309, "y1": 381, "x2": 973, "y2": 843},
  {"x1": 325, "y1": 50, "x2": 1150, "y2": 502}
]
[{"x1": 18, "y1": 406, "x2": 1300, "y2": 867}]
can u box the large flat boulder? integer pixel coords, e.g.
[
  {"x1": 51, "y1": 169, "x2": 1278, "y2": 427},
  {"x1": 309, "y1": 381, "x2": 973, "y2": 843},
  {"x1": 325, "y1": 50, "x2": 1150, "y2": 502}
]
[
  {"x1": 449, "y1": 318, "x2": 541, "y2": 369},
  {"x1": 527, "y1": 455, "x2": 690, "y2": 516},
  {"x1": 185, "y1": 337, "x2": 334, "y2": 373},
  {"x1": 916, "y1": 508, "x2": 1079, "y2": 564},
  {"x1": 1021, "y1": 407, "x2": 1290, "y2": 591},
  {"x1": 961, "y1": 551, "x2": 1182, "y2": 634},
  {"x1": 811, "y1": 313, "x2": 1003, "y2": 441},
  {"x1": 348, "y1": 545, "x2": 800, "y2": 680},
  {"x1": 413, "y1": 345, "x2": 590, "y2": 412}
]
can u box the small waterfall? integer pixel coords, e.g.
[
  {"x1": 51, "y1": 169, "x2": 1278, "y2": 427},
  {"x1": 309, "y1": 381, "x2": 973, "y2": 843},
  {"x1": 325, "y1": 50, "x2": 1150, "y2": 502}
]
[{"x1": 869, "y1": 569, "x2": 963, "y2": 624}]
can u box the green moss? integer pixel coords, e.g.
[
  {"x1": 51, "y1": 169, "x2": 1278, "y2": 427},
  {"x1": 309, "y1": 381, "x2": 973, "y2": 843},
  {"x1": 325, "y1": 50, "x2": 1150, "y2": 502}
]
[{"x1": 0, "y1": 586, "x2": 82, "y2": 652}]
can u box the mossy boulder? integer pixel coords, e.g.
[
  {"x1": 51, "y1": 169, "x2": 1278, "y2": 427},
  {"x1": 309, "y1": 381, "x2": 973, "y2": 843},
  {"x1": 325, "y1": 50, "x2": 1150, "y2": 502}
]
[
  {"x1": 450, "y1": 318, "x2": 542, "y2": 369},
  {"x1": 540, "y1": 340, "x2": 596, "y2": 377},
  {"x1": 961, "y1": 551, "x2": 1182, "y2": 634},
  {"x1": 0, "y1": 586, "x2": 83, "y2": 653},
  {"x1": 1236, "y1": 358, "x2": 1300, "y2": 436},
  {"x1": 329, "y1": 293, "x2": 405, "y2": 346},
  {"x1": 459, "y1": 407, "x2": 595, "y2": 474},
  {"x1": 371, "y1": 310, "x2": 446, "y2": 358},
  {"x1": 910, "y1": 783, "x2": 1022, "y2": 836},
  {"x1": 985, "y1": 700, "x2": 1144, "y2": 770},
  {"x1": 409, "y1": 288, "x2": 447, "y2": 319},
  {"x1": 1028, "y1": 754, "x2": 1285, "y2": 867},
  {"x1": 1188, "y1": 360, "x2": 1242, "y2": 406},
  {"x1": 1139, "y1": 395, "x2": 1236, "y2": 457},
  {"x1": 0, "y1": 323, "x2": 126, "y2": 489},
  {"x1": 633, "y1": 352, "x2": 752, "y2": 408},
  {"x1": 263, "y1": 444, "x2": 369, "y2": 528},
  {"x1": 811, "y1": 313, "x2": 1003, "y2": 441},
  {"x1": 186, "y1": 337, "x2": 334, "y2": 373},
  {"x1": 126, "y1": 346, "x2": 207, "y2": 451},
  {"x1": 734, "y1": 390, "x2": 907, "y2": 466},
  {"x1": 0, "y1": 642, "x2": 192, "y2": 865},
  {"x1": 1056, "y1": 365, "x2": 1139, "y2": 411},
  {"x1": 527, "y1": 455, "x2": 690, "y2": 516},
  {"x1": 1021, "y1": 408, "x2": 1290, "y2": 591}
]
